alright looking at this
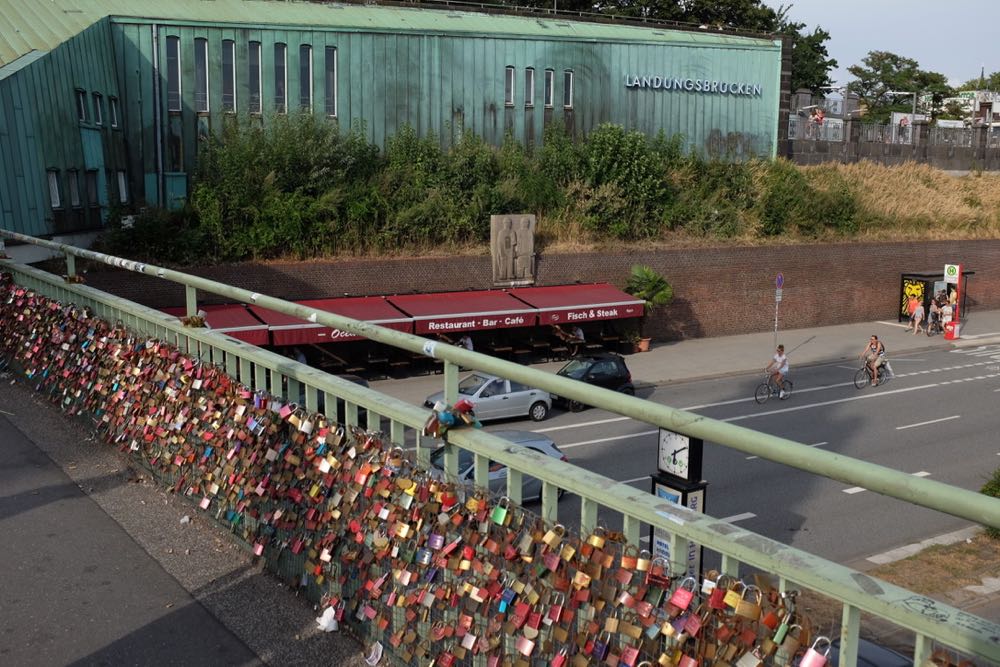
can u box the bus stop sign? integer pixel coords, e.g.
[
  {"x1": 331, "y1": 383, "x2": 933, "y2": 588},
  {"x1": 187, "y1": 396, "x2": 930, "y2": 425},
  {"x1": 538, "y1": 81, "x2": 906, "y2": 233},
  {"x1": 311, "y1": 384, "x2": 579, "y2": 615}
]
[{"x1": 776, "y1": 273, "x2": 784, "y2": 289}]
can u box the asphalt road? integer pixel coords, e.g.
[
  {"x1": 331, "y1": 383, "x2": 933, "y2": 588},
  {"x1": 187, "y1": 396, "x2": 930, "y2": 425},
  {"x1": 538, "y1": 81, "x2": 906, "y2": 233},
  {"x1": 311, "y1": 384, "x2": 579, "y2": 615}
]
[{"x1": 378, "y1": 344, "x2": 1000, "y2": 567}]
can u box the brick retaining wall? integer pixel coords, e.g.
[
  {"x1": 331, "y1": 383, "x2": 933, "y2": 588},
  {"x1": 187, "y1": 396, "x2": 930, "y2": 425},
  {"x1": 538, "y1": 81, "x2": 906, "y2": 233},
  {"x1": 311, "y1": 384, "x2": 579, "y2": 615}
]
[{"x1": 83, "y1": 241, "x2": 1000, "y2": 341}]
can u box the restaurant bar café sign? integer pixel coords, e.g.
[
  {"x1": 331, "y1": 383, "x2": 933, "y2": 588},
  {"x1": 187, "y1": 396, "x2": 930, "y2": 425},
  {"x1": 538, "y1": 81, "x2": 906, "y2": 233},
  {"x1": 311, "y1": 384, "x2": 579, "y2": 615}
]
[{"x1": 624, "y1": 75, "x2": 763, "y2": 96}]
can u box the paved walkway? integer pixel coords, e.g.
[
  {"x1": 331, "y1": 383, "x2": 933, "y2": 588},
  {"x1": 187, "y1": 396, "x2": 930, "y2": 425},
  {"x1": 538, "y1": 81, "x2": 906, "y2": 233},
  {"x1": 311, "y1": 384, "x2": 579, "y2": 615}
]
[{"x1": 3, "y1": 310, "x2": 1000, "y2": 663}]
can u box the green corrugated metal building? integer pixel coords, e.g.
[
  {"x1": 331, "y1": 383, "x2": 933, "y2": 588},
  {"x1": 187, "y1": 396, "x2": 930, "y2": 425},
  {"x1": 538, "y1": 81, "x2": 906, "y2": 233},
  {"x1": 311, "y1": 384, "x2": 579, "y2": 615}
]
[{"x1": 0, "y1": 0, "x2": 784, "y2": 238}]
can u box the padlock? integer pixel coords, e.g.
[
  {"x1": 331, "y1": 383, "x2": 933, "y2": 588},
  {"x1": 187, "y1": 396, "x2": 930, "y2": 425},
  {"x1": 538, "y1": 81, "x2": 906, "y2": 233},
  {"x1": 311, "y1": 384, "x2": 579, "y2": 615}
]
[
  {"x1": 620, "y1": 644, "x2": 641, "y2": 666},
  {"x1": 678, "y1": 655, "x2": 698, "y2": 667},
  {"x1": 491, "y1": 496, "x2": 510, "y2": 525},
  {"x1": 799, "y1": 636, "x2": 831, "y2": 667},
  {"x1": 546, "y1": 592, "x2": 565, "y2": 625},
  {"x1": 646, "y1": 556, "x2": 672, "y2": 587},
  {"x1": 735, "y1": 585, "x2": 763, "y2": 620},
  {"x1": 723, "y1": 580, "x2": 747, "y2": 609},
  {"x1": 587, "y1": 526, "x2": 607, "y2": 548},
  {"x1": 773, "y1": 624, "x2": 803, "y2": 666},
  {"x1": 551, "y1": 647, "x2": 569, "y2": 667},
  {"x1": 735, "y1": 648, "x2": 765, "y2": 667},
  {"x1": 620, "y1": 545, "x2": 639, "y2": 569},
  {"x1": 591, "y1": 632, "x2": 612, "y2": 661},
  {"x1": 543, "y1": 523, "x2": 565, "y2": 548},
  {"x1": 668, "y1": 577, "x2": 697, "y2": 611}
]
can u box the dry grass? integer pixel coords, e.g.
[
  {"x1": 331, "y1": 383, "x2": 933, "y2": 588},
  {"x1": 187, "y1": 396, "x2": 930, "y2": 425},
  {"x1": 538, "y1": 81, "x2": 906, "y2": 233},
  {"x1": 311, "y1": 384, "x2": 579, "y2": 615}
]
[{"x1": 804, "y1": 163, "x2": 1000, "y2": 240}]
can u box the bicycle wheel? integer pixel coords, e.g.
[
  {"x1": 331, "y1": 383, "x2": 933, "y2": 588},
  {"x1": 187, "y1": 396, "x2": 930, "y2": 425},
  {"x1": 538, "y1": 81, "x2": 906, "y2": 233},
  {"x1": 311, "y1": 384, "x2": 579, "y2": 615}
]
[
  {"x1": 854, "y1": 367, "x2": 871, "y2": 390},
  {"x1": 779, "y1": 380, "x2": 793, "y2": 399},
  {"x1": 754, "y1": 382, "x2": 771, "y2": 404}
]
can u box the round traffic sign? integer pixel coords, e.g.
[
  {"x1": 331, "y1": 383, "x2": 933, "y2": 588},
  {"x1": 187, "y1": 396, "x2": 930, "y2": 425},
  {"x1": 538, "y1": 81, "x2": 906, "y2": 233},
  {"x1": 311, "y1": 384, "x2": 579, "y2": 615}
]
[{"x1": 775, "y1": 273, "x2": 784, "y2": 289}]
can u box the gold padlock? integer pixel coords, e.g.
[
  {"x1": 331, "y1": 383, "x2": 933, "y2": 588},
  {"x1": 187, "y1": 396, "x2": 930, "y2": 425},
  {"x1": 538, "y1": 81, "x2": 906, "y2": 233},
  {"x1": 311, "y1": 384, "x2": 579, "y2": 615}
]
[
  {"x1": 735, "y1": 585, "x2": 763, "y2": 620},
  {"x1": 586, "y1": 526, "x2": 607, "y2": 549},
  {"x1": 542, "y1": 523, "x2": 565, "y2": 548}
]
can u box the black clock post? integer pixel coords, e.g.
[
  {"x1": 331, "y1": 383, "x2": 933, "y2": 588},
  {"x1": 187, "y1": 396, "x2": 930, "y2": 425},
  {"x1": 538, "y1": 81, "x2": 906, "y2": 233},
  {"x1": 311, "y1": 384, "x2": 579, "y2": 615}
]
[{"x1": 650, "y1": 428, "x2": 708, "y2": 578}]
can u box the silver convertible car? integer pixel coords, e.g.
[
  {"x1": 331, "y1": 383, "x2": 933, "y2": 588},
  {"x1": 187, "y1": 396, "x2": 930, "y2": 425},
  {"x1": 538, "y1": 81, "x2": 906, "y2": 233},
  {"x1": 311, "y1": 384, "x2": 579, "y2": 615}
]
[{"x1": 424, "y1": 373, "x2": 551, "y2": 422}]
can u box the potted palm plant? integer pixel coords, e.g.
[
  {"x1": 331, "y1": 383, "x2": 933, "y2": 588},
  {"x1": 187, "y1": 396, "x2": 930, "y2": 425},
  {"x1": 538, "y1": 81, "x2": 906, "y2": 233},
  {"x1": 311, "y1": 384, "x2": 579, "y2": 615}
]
[{"x1": 625, "y1": 264, "x2": 673, "y2": 352}]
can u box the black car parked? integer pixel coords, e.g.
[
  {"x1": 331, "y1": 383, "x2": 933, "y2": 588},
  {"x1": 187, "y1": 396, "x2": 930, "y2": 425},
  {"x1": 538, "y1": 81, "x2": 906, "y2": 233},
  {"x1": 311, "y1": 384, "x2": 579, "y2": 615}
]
[{"x1": 552, "y1": 353, "x2": 634, "y2": 411}]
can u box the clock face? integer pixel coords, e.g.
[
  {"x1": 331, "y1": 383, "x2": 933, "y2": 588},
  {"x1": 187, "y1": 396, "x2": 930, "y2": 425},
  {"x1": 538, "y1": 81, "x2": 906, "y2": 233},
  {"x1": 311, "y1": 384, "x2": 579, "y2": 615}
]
[{"x1": 658, "y1": 430, "x2": 690, "y2": 478}]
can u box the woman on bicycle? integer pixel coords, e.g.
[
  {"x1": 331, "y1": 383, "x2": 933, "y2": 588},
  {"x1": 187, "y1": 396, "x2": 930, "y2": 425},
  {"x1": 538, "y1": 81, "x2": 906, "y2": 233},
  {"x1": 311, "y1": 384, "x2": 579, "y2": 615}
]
[
  {"x1": 860, "y1": 335, "x2": 885, "y2": 385},
  {"x1": 765, "y1": 345, "x2": 789, "y2": 398}
]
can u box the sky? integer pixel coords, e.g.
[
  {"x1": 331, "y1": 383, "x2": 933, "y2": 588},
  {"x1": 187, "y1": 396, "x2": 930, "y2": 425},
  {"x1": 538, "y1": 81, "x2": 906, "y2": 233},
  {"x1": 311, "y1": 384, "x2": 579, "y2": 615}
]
[{"x1": 777, "y1": 1, "x2": 998, "y2": 89}]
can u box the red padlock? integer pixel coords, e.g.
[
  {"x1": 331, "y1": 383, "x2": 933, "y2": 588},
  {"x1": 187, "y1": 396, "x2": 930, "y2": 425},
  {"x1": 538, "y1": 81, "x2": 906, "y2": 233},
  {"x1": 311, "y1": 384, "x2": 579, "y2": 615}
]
[{"x1": 668, "y1": 576, "x2": 697, "y2": 611}]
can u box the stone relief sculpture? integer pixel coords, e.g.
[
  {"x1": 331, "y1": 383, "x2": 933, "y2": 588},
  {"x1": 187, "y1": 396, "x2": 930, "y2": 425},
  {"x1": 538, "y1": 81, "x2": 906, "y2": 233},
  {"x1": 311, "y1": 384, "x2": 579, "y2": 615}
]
[{"x1": 491, "y1": 214, "x2": 536, "y2": 285}]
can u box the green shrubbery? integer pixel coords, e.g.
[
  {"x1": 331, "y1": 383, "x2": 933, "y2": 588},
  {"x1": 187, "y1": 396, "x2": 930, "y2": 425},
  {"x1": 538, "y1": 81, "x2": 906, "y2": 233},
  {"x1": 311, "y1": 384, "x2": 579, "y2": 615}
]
[{"x1": 100, "y1": 114, "x2": 862, "y2": 263}]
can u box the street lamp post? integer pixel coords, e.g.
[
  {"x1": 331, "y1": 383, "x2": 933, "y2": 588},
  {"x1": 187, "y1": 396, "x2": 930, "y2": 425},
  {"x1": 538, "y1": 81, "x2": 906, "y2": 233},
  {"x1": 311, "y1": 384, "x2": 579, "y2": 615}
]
[{"x1": 887, "y1": 90, "x2": 918, "y2": 143}]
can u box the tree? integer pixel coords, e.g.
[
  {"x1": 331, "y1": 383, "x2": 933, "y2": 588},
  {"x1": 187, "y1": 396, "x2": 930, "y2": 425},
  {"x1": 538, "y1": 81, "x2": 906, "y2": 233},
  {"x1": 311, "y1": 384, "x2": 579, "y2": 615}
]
[
  {"x1": 846, "y1": 51, "x2": 952, "y2": 122},
  {"x1": 625, "y1": 264, "x2": 673, "y2": 339},
  {"x1": 959, "y1": 70, "x2": 1000, "y2": 91},
  {"x1": 782, "y1": 23, "x2": 836, "y2": 92}
]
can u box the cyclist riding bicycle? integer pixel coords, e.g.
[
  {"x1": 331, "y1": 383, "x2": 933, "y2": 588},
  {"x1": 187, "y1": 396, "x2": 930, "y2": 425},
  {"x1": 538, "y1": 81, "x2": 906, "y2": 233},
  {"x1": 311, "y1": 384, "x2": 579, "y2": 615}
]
[
  {"x1": 764, "y1": 345, "x2": 789, "y2": 398},
  {"x1": 860, "y1": 335, "x2": 886, "y2": 385}
]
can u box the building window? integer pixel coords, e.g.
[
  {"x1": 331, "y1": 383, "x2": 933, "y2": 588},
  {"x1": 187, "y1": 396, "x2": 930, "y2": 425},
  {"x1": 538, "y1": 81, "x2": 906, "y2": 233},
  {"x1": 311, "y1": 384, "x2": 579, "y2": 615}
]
[
  {"x1": 47, "y1": 171, "x2": 62, "y2": 209},
  {"x1": 117, "y1": 171, "x2": 129, "y2": 204},
  {"x1": 525, "y1": 68, "x2": 535, "y2": 107},
  {"x1": 166, "y1": 35, "x2": 181, "y2": 112},
  {"x1": 109, "y1": 97, "x2": 120, "y2": 128},
  {"x1": 324, "y1": 46, "x2": 337, "y2": 117},
  {"x1": 221, "y1": 40, "x2": 236, "y2": 112},
  {"x1": 299, "y1": 44, "x2": 313, "y2": 111},
  {"x1": 504, "y1": 66, "x2": 515, "y2": 107},
  {"x1": 68, "y1": 170, "x2": 81, "y2": 207},
  {"x1": 563, "y1": 70, "x2": 574, "y2": 109},
  {"x1": 274, "y1": 42, "x2": 287, "y2": 113},
  {"x1": 75, "y1": 90, "x2": 88, "y2": 122},
  {"x1": 249, "y1": 41, "x2": 262, "y2": 114},
  {"x1": 92, "y1": 93, "x2": 103, "y2": 125},
  {"x1": 544, "y1": 69, "x2": 554, "y2": 108},
  {"x1": 194, "y1": 38, "x2": 209, "y2": 112},
  {"x1": 85, "y1": 171, "x2": 98, "y2": 206}
]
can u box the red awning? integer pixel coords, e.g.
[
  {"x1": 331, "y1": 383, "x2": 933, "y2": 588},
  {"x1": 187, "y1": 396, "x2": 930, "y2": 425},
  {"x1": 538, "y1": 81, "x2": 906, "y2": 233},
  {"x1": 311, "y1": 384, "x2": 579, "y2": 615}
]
[
  {"x1": 161, "y1": 304, "x2": 270, "y2": 346},
  {"x1": 387, "y1": 290, "x2": 537, "y2": 335},
  {"x1": 248, "y1": 297, "x2": 412, "y2": 346},
  {"x1": 509, "y1": 284, "x2": 645, "y2": 325}
]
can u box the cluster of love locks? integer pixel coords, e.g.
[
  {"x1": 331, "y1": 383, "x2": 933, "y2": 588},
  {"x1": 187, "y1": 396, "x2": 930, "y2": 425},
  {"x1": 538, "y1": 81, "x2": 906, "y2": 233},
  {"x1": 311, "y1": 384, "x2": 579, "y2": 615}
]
[{"x1": 0, "y1": 272, "x2": 836, "y2": 667}]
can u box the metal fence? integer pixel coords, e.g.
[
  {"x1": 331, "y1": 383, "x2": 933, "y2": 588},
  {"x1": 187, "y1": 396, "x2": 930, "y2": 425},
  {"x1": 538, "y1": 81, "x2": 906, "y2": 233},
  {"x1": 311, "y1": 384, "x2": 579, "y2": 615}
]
[{"x1": 3, "y1": 229, "x2": 1000, "y2": 666}]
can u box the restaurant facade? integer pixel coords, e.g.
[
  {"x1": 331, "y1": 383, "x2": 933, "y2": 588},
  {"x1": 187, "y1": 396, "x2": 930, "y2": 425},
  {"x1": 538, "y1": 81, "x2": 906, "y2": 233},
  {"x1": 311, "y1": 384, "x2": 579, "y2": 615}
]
[{"x1": 1, "y1": 0, "x2": 785, "y2": 239}]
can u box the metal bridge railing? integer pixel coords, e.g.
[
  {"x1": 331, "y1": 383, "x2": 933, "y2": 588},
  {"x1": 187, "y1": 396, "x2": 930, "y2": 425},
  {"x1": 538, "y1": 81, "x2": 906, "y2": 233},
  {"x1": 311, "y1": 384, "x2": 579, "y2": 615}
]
[{"x1": 3, "y1": 229, "x2": 1000, "y2": 665}]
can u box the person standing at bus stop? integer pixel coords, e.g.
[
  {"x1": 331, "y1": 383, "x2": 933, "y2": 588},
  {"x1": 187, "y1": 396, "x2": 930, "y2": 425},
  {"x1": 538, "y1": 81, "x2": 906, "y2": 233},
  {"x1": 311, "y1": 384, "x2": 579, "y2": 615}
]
[{"x1": 910, "y1": 299, "x2": 926, "y2": 334}]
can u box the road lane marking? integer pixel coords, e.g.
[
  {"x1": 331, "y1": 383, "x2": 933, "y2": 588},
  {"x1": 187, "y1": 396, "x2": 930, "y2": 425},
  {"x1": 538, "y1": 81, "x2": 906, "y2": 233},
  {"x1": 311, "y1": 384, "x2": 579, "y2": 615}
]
[
  {"x1": 958, "y1": 332, "x2": 1000, "y2": 339},
  {"x1": 719, "y1": 512, "x2": 756, "y2": 523},
  {"x1": 560, "y1": 430, "x2": 658, "y2": 450},
  {"x1": 723, "y1": 383, "x2": 939, "y2": 422},
  {"x1": 620, "y1": 475, "x2": 652, "y2": 485},
  {"x1": 682, "y1": 361, "x2": 997, "y2": 411},
  {"x1": 896, "y1": 415, "x2": 961, "y2": 430},
  {"x1": 535, "y1": 417, "x2": 629, "y2": 432},
  {"x1": 877, "y1": 320, "x2": 910, "y2": 329},
  {"x1": 747, "y1": 442, "x2": 826, "y2": 460},
  {"x1": 844, "y1": 470, "x2": 932, "y2": 494}
]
